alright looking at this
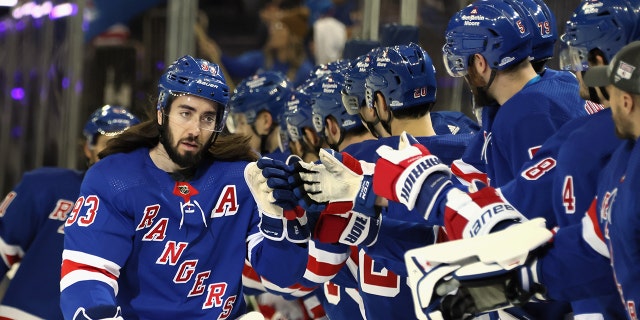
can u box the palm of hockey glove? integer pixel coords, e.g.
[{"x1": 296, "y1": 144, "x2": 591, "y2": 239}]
[
  {"x1": 374, "y1": 131, "x2": 452, "y2": 216},
  {"x1": 245, "y1": 160, "x2": 309, "y2": 243},
  {"x1": 444, "y1": 184, "x2": 526, "y2": 240},
  {"x1": 293, "y1": 148, "x2": 377, "y2": 217}
]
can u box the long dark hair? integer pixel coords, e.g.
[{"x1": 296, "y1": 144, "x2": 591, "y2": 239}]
[{"x1": 99, "y1": 118, "x2": 259, "y2": 162}]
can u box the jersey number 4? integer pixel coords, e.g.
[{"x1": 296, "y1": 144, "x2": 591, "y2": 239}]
[{"x1": 562, "y1": 175, "x2": 576, "y2": 214}]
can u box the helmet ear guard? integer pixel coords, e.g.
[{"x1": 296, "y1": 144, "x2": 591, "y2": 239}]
[
  {"x1": 365, "y1": 43, "x2": 437, "y2": 112},
  {"x1": 307, "y1": 72, "x2": 364, "y2": 138}
]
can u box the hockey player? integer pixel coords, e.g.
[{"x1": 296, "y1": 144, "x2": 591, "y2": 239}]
[
  {"x1": 0, "y1": 105, "x2": 139, "y2": 320},
  {"x1": 402, "y1": 40, "x2": 640, "y2": 320},
  {"x1": 259, "y1": 44, "x2": 474, "y2": 319},
  {"x1": 442, "y1": 0, "x2": 590, "y2": 187},
  {"x1": 227, "y1": 70, "x2": 293, "y2": 160},
  {"x1": 59, "y1": 55, "x2": 309, "y2": 319}
]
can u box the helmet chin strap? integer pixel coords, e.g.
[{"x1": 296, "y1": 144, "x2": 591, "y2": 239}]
[
  {"x1": 327, "y1": 127, "x2": 347, "y2": 151},
  {"x1": 376, "y1": 105, "x2": 394, "y2": 137}
]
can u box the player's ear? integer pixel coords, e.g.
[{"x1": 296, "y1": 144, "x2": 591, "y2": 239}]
[
  {"x1": 473, "y1": 53, "x2": 487, "y2": 72},
  {"x1": 375, "y1": 92, "x2": 389, "y2": 114},
  {"x1": 262, "y1": 111, "x2": 273, "y2": 128},
  {"x1": 303, "y1": 127, "x2": 320, "y2": 146}
]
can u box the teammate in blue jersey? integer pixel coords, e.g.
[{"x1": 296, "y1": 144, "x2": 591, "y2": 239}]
[
  {"x1": 261, "y1": 44, "x2": 475, "y2": 319},
  {"x1": 59, "y1": 55, "x2": 310, "y2": 320},
  {"x1": 227, "y1": 71, "x2": 293, "y2": 161},
  {"x1": 553, "y1": 39, "x2": 640, "y2": 320},
  {"x1": 443, "y1": 0, "x2": 589, "y2": 188},
  {"x1": 437, "y1": 40, "x2": 640, "y2": 320},
  {"x1": 0, "y1": 105, "x2": 139, "y2": 320}
]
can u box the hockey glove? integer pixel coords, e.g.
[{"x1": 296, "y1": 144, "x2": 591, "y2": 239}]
[
  {"x1": 311, "y1": 210, "x2": 381, "y2": 247},
  {"x1": 245, "y1": 160, "x2": 309, "y2": 243},
  {"x1": 444, "y1": 184, "x2": 526, "y2": 240},
  {"x1": 404, "y1": 218, "x2": 551, "y2": 320},
  {"x1": 293, "y1": 148, "x2": 377, "y2": 217},
  {"x1": 436, "y1": 256, "x2": 545, "y2": 320},
  {"x1": 257, "y1": 155, "x2": 305, "y2": 220},
  {"x1": 374, "y1": 131, "x2": 452, "y2": 217}
]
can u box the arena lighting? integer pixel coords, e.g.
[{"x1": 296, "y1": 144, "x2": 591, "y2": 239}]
[
  {"x1": 0, "y1": 0, "x2": 17, "y2": 7},
  {"x1": 49, "y1": 2, "x2": 76, "y2": 19},
  {"x1": 11, "y1": 1, "x2": 77, "y2": 20},
  {"x1": 10, "y1": 87, "x2": 25, "y2": 100}
]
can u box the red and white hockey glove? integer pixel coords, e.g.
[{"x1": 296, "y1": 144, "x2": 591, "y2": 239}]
[
  {"x1": 293, "y1": 148, "x2": 377, "y2": 217},
  {"x1": 444, "y1": 183, "x2": 526, "y2": 241},
  {"x1": 374, "y1": 131, "x2": 452, "y2": 216},
  {"x1": 311, "y1": 210, "x2": 381, "y2": 247}
]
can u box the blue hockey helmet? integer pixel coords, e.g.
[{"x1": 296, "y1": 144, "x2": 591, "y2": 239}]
[
  {"x1": 342, "y1": 47, "x2": 382, "y2": 115},
  {"x1": 364, "y1": 43, "x2": 437, "y2": 111},
  {"x1": 226, "y1": 71, "x2": 292, "y2": 133},
  {"x1": 285, "y1": 90, "x2": 315, "y2": 142},
  {"x1": 83, "y1": 105, "x2": 140, "y2": 147},
  {"x1": 310, "y1": 59, "x2": 351, "y2": 78},
  {"x1": 157, "y1": 55, "x2": 230, "y2": 132},
  {"x1": 505, "y1": 0, "x2": 558, "y2": 63},
  {"x1": 443, "y1": 0, "x2": 532, "y2": 77},
  {"x1": 559, "y1": 0, "x2": 640, "y2": 72},
  {"x1": 306, "y1": 72, "x2": 363, "y2": 138}
]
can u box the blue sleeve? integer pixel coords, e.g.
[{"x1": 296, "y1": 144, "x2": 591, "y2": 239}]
[
  {"x1": 0, "y1": 174, "x2": 42, "y2": 276},
  {"x1": 538, "y1": 223, "x2": 618, "y2": 302},
  {"x1": 221, "y1": 51, "x2": 264, "y2": 79},
  {"x1": 60, "y1": 168, "x2": 134, "y2": 319},
  {"x1": 363, "y1": 218, "x2": 437, "y2": 276},
  {"x1": 250, "y1": 237, "x2": 309, "y2": 288},
  {"x1": 459, "y1": 132, "x2": 487, "y2": 175}
]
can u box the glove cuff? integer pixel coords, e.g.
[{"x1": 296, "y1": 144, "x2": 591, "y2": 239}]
[
  {"x1": 394, "y1": 155, "x2": 450, "y2": 211},
  {"x1": 260, "y1": 211, "x2": 286, "y2": 241}
]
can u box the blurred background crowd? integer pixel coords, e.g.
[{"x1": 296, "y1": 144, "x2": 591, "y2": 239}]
[{"x1": 0, "y1": 0, "x2": 581, "y2": 196}]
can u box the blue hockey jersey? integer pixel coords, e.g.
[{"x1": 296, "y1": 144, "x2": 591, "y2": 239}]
[
  {"x1": 60, "y1": 148, "x2": 307, "y2": 319},
  {"x1": 471, "y1": 70, "x2": 591, "y2": 187},
  {"x1": 539, "y1": 138, "x2": 640, "y2": 319},
  {"x1": 0, "y1": 167, "x2": 84, "y2": 320}
]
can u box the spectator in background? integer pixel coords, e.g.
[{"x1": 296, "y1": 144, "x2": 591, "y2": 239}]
[
  {"x1": 307, "y1": 0, "x2": 347, "y2": 65},
  {"x1": 196, "y1": 3, "x2": 314, "y2": 88}
]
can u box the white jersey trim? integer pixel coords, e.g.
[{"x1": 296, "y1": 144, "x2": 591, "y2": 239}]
[{"x1": 581, "y1": 215, "x2": 609, "y2": 258}]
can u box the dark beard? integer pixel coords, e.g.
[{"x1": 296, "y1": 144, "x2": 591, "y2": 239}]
[
  {"x1": 159, "y1": 125, "x2": 202, "y2": 168},
  {"x1": 466, "y1": 67, "x2": 497, "y2": 107}
]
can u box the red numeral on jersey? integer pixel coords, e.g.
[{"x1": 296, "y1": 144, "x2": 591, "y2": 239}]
[
  {"x1": 562, "y1": 176, "x2": 576, "y2": 214},
  {"x1": 521, "y1": 157, "x2": 556, "y2": 180},
  {"x1": 65, "y1": 195, "x2": 100, "y2": 227}
]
